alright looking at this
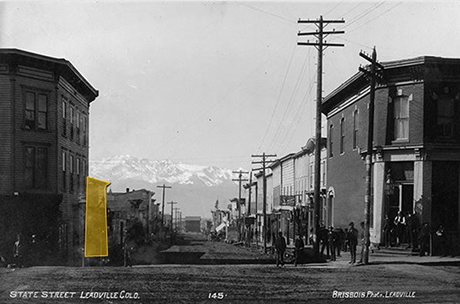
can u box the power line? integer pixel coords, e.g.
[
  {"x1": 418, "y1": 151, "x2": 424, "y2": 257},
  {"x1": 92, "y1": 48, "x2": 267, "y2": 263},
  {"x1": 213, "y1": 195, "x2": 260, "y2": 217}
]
[
  {"x1": 236, "y1": 1, "x2": 296, "y2": 24},
  {"x1": 343, "y1": 2, "x2": 386, "y2": 29},
  {"x1": 347, "y1": 2, "x2": 403, "y2": 34},
  {"x1": 325, "y1": 2, "x2": 343, "y2": 16},
  {"x1": 267, "y1": 49, "x2": 310, "y2": 151},
  {"x1": 258, "y1": 44, "x2": 298, "y2": 150}
]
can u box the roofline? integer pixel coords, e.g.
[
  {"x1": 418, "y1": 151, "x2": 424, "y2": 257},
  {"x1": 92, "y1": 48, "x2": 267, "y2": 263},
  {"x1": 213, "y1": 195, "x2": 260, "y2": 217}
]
[
  {"x1": 0, "y1": 48, "x2": 98, "y2": 101},
  {"x1": 323, "y1": 55, "x2": 460, "y2": 112}
]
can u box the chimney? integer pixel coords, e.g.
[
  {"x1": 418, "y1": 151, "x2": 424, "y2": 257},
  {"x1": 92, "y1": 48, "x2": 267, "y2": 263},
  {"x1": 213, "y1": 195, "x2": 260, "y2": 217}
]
[{"x1": 126, "y1": 188, "x2": 130, "y2": 193}]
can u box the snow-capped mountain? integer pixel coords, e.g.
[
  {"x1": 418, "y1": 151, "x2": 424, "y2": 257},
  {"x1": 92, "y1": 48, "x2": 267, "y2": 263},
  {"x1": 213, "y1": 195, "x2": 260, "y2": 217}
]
[
  {"x1": 90, "y1": 155, "x2": 236, "y2": 187},
  {"x1": 89, "y1": 155, "x2": 242, "y2": 217}
]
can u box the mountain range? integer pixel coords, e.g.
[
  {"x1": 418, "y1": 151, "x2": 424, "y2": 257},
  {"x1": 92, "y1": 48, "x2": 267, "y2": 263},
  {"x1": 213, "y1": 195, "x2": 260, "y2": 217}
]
[{"x1": 89, "y1": 155, "x2": 241, "y2": 218}]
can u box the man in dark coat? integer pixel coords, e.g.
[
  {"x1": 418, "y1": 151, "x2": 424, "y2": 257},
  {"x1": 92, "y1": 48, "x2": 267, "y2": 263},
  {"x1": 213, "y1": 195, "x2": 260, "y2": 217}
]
[
  {"x1": 418, "y1": 223, "x2": 430, "y2": 256},
  {"x1": 328, "y1": 227, "x2": 338, "y2": 261},
  {"x1": 275, "y1": 231, "x2": 287, "y2": 267},
  {"x1": 348, "y1": 222, "x2": 358, "y2": 264},
  {"x1": 294, "y1": 234, "x2": 304, "y2": 266},
  {"x1": 319, "y1": 225, "x2": 330, "y2": 259}
]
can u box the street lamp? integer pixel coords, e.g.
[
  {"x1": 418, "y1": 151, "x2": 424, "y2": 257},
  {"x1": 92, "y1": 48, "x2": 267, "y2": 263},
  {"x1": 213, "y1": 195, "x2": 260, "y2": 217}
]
[{"x1": 385, "y1": 169, "x2": 396, "y2": 196}]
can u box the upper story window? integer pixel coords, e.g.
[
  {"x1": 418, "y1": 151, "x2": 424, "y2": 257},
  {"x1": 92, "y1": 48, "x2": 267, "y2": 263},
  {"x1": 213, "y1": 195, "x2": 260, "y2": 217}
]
[
  {"x1": 435, "y1": 87, "x2": 458, "y2": 138},
  {"x1": 69, "y1": 106, "x2": 75, "y2": 140},
  {"x1": 62, "y1": 99, "x2": 67, "y2": 137},
  {"x1": 25, "y1": 91, "x2": 48, "y2": 131},
  {"x1": 76, "y1": 111, "x2": 81, "y2": 144},
  {"x1": 329, "y1": 124, "x2": 334, "y2": 157},
  {"x1": 24, "y1": 146, "x2": 48, "y2": 189},
  {"x1": 62, "y1": 150, "x2": 67, "y2": 191},
  {"x1": 394, "y1": 95, "x2": 410, "y2": 140},
  {"x1": 340, "y1": 117, "x2": 345, "y2": 154},
  {"x1": 353, "y1": 110, "x2": 358, "y2": 149}
]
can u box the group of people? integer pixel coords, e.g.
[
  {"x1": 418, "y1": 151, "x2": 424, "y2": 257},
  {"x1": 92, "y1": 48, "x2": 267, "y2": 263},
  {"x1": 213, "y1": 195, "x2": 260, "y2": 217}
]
[
  {"x1": 383, "y1": 211, "x2": 447, "y2": 256},
  {"x1": 383, "y1": 211, "x2": 422, "y2": 249},
  {"x1": 273, "y1": 221, "x2": 366, "y2": 267}
]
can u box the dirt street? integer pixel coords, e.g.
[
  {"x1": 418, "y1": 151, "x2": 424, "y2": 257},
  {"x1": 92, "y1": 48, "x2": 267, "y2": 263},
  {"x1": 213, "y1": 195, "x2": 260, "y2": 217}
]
[{"x1": 1, "y1": 263, "x2": 459, "y2": 304}]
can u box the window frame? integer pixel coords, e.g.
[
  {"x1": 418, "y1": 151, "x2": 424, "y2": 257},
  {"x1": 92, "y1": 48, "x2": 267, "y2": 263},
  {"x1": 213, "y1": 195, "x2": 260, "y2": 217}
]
[
  {"x1": 393, "y1": 95, "x2": 410, "y2": 141},
  {"x1": 23, "y1": 89, "x2": 49, "y2": 131},
  {"x1": 329, "y1": 124, "x2": 334, "y2": 157},
  {"x1": 353, "y1": 110, "x2": 358, "y2": 150}
]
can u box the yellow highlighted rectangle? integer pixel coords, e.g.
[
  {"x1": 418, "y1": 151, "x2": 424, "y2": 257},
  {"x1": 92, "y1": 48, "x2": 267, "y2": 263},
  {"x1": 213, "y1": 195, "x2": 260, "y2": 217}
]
[{"x1": 85, "y1": 176, "x2": 111, "y2": 257}]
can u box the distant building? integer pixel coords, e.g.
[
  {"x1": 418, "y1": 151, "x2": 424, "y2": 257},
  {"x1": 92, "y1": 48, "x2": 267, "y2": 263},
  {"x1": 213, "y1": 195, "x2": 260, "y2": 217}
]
[
  {"x1": 185, "y1": 216, "x2": 201, "y2": 232},
  {"x1": 0, "y1": 49, "x2": 98, "y2": 264},
  {"x1": 106, "y1": 188, "x2": 157, "y2": 247}
]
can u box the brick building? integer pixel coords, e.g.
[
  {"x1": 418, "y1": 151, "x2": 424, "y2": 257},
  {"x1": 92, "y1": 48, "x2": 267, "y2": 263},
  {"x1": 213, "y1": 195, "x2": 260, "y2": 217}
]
[
  {"x1": 323, "y1": 56, "x2": 460, "y2": 248},
  {"x1": 0, "y1": 49, "x2": 98, "y2": 264}
]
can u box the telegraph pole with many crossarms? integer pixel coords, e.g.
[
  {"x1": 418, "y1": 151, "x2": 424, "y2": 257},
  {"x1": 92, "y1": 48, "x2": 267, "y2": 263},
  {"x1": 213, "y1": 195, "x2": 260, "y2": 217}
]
[
  {"x1": 157, "y1": 184, "x2": 172, "y2": 227},
  {"x1": 297, "y1": 15, "x2": 345, "y2": 257},
  {"x1": 252, "y1": 153, "x2": 277, "y2": 254},
  {"x1": 232, "y1": 170, "x2": 249, "y2": 241}
]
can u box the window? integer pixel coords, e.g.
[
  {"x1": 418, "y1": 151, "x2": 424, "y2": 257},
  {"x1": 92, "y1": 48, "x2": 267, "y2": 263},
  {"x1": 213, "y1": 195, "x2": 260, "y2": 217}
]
[
  {"x1": 70, "y1": 106, "x2": 74, "y2": 140},
  {"x1": 70, "y1": 154, "x2": 74, "y2": 192},
  {"x1": 62, "y1": 150, "x2": 67, "y2": 191},
  {"x1": 24, "y1": 146, "x2": 48, "y2": 189},
  {"x1": 37, "y1": 95, "x2": 47, "y2": 130},
  {"x1": 340, "y1": 117, "x2": 345, "y2": 154},
  {"x1": 436, "y1": 87, "x2": 455, "y2": 138},
  {"x1": 62, "y1": 99, "x2": 67, "y2": 137},
  {"x1": 394, "y1": 96, "x2": 409, "y2": 140},
  {"x1": 76, "y1": 157, "x2": 80, "y2": 191},
  {"x1": 309, "y1": 164, "x2": 313, "y2": 189},
  {"x1": 24, "y1": 91, "x2": 48, "y2": 130},
  {"x1": 82, "y1": 115, "x2": 87, "y2": 146},
  {"x1": 329, "y1": 124, "x2": 334, "y2": 157},
  {"x1": 76, "y1": 111, "x2": 81, "y2": 144},
  {"x1": 353, "y1": 110, "x2": 358, "y2": 149},
  {"x1": 321, "y1": 161, "x2": 326, "y2": 187}
]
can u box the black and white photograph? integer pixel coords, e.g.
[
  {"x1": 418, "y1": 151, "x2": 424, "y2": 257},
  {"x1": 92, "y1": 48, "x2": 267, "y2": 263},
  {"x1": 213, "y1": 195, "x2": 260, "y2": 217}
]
[{"x1": 1, "y1": 1, "x2": 460, "y2": 303}]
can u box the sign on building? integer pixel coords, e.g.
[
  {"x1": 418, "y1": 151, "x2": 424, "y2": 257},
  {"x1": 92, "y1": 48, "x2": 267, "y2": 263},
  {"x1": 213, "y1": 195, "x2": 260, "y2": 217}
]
[{"x1": 280, "y1": 195, "x2": 296, "y2": 207}]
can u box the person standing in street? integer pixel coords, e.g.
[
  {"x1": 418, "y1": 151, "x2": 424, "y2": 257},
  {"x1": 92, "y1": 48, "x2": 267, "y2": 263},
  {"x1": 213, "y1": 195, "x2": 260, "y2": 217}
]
[
  {"x1": 394, "y1": 211, "x2": 406, "y2": 246},
  {"x1": 13, "y1": 234, "x2": 23, "y2": 268},
  {"x1": 294, "y1": 234, "x2": 304, "y2": 266},
  {"x1": 275, "y1": 231, "x2": 287, "y2": 267},
  {"x1": 358, "y1": 222, "x2": 365, "y2": 264},
  {"x1": 328, "y1": 227, "x2": 337, "y2": 261},
  {"x1": 348, "y1": 222, "x2": 358, "y2": 264}
]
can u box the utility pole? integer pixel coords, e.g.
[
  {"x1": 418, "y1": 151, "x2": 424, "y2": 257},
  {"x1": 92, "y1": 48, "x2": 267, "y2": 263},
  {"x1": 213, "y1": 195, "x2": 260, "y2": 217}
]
[
  {"x1": 232, "y1": 170, "x2": 249, "y2": 241},
  {"x1": 243, "y1": 172, "x2": 254, "y2": 245},
  {"x1": 297, "y1": 15, "x2": 345, "y2": 257},
  {"x1": 173, "y1": 207, "x2": 180, "y2": 230},
  {"x1": 252, "y1": 153, "x2": 277, "y2": 254},
  {"x1": 167, "y1": 201, "x2": 178, "y2": 228},
  {"x1": 359, "y1": 47, "x2": 384, "y2": 265},
  {"x1": 157, "y1": 184, "x2": 172, "y2": 226},
  {"x1": 167, "y1": 201, "x2": 178, "y2": 244}
]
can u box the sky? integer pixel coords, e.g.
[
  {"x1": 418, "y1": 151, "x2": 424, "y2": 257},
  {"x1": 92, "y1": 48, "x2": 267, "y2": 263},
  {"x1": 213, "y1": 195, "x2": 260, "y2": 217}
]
[{"x1": 1, "y1": 0, "x2": 460, "y2": 170}]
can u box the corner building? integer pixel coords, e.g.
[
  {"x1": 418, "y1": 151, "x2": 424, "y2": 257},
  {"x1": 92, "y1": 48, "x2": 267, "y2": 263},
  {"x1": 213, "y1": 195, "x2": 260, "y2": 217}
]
[
  {"x1": 0, "y1": 49, "x2": 98, "y2": 264},
  {"x1": 323, "y1": 56, "x2": 460, "y2": 248}
]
